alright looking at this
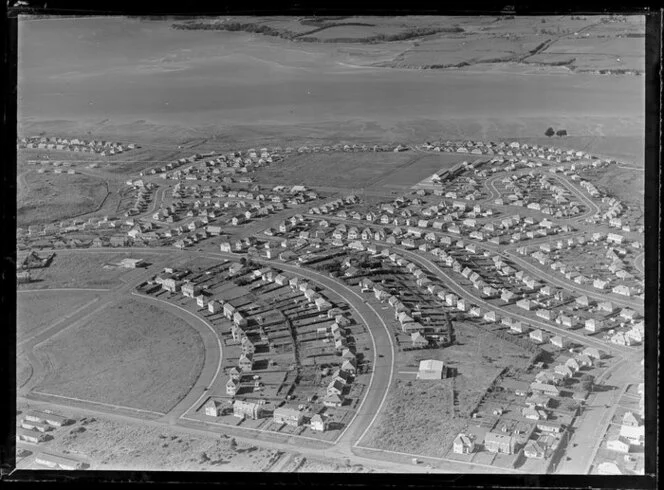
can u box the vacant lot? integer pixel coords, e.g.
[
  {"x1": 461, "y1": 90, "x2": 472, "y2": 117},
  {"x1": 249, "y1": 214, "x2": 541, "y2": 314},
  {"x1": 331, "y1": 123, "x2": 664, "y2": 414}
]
[
  {"x1": 360, "y1": 378, "x2": 466, "y2": 457},
  {"x1": 17, "y1": 171, "x2": 109, "y2": 228},
  {"x1": 594, "y1": 165, "x2": 644, "y2": 213},
  {"x1": 255, "y1": 152, "x2": 416, "y2": 188},
  {"x1": 373, "y1": 153, "x2": 470, "y2": 189},
  {"x1": 33, "y1": 298, "x2": 204, "y2": 413},
  {"x1": 22, "y1": 252, "x2": 156, "y2": 290},
  {"x1": 17, "y1": 289, "x2": 101, "y2": 339},
  {"x1": 363, "y1": 320, "x2": 532, "y2": 457},
  {"x1": 20, "y1": 405, "x2": 278, "y2": 471}
]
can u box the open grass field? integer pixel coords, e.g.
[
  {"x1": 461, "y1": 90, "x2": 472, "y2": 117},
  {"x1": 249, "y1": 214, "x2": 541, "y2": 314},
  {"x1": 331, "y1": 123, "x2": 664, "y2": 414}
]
[
  {"x1": 17, "y1": 170, "x2": 109, "y2": 228},
  {"x1": 17, "y1": 289, "x2": 101, "y2": 338},
  {"x1": 594, "y1": 165, "x2": 644, "y2": 210},
  {"x1": 20, "y1": 252, "x2": 149, "y2": 289},
  {"x1": 33, "y1": 297, "x2": 205, "y2": 413},
  {"x1": 370, "y1": 153, "x2": 470, "y2": 190},
  {"x1": 255, "y1": 152, "x2": 416, "y2": 188},
  {"x1": 360, "y1": 378, "x2": 466, "y2": 457},
  {"x1": 17, "y1": 356, "x2": 33, "y2": 388}
]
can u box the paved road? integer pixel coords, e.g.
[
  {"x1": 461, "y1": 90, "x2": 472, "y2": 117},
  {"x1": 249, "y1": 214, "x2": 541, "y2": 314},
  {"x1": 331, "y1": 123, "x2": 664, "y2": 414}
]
[
  {"x1": 16, "y1": 242, "x2": 641, "y2": 473},
  {"x1": 633, "y1": 252, "x2": 645, "y2": 276},
  {"x1": 502, "y1": 250, "x2": 642, "y2": 311},
  {"x1": 209, "y1": 250, "x2": 397, "y2": 453},
  {"x1": 393, "y1": 247, "x2": 635, "y2": 357},
  {"x1": 555, "y1": 357, "x2": 634, "y2": 474}
]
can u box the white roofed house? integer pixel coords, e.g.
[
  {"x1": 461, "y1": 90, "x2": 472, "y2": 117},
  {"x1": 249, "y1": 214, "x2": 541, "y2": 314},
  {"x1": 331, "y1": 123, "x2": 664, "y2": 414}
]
[
  {"x1": 238, "y1": 352, "x2": 254, "y2": 372},
  {"x1": 453, "y1": 434, "x2": 475, "y2": 454},
  {"x1": 233, "y1": 400, "x2": 263, "y2": 419},
  {"x1": 550, "y1": 335, "x2": 568, "y2": 349},
  {"x1": 582, "y1": 347, "x2": 603, "y2": 360},
  {"x1": 529, "y1": 329, "x2": 546, "y2": 344},
  {"x1": 510, "y1": 321, "x2": 529, "y2": 334},
  {"x1": 204, "y1": 399, "x2": 226, "y2": 417},
  {"x1": 226, "y1": 377, "x2": 240, "y2": 396},
  {"x1": 273, "y1": 406, "x2": 304, "y2": 427},
  {"x1": 416, "y1": 359, "x2": 446, "y2": 379},
  {"x1": 310, "y1": 413, "x2": 328, "y2": 432},
  {"x1": 516, "y1": 298, "x2": 533, "y2": 311}
]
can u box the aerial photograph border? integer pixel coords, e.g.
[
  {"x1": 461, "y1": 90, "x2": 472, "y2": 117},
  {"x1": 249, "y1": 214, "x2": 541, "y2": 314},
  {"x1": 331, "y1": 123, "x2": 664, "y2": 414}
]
[{"x1": 3, "y1": 2, "x2": 659, "y2": 488}]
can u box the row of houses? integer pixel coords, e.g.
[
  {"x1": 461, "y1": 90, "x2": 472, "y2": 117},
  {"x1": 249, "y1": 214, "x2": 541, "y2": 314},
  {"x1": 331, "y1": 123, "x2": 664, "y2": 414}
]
[
  {"x1": 203, "y1": 398, "x2": 331, "y2": 432},
  {"x1": 19, "y1": 136, "x2": 135, "y2": 154}
]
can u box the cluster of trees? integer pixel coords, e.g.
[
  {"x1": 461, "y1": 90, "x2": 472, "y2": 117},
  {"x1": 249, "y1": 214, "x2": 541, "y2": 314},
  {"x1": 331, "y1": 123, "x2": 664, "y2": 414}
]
[
  {"x1": 299, "y1": 26, "x2": 463, "y2": 44},
  {"x1": 173, "y1": 21, "x2": 297, "y2": 40},
  {"x1": 545, "y1": 127, "x2": 568, "y2": 137},
  {"x1": 174, "y1": 20, "x2": 463, "y2": 45}
]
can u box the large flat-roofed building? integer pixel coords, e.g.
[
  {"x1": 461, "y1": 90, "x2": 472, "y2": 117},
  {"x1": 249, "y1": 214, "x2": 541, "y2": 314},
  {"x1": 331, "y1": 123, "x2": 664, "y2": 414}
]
[
  {"x1": 16, "y1": 428, "x2": 48, "y2": 444},
  {"x1": 416, "y1": 359, "x2": 446, "y2": 380},
  {"x1": 118, "y1": 258, "x2": 146, "y2": 268},
  {"x1": 34, "y1": 452, "x2": 84, "y2": 470},
  {"x1": 24, "y1": 411, "x2": 70, "y2": 427}
]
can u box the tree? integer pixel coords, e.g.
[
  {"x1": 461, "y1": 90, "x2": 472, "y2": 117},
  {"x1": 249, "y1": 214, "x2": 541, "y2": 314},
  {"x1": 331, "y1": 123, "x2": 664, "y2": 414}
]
[
  {"x1": 545, "y1": 127, "x2": 556, "y2": 137},
  {"x1": 556, "y1": 129, "x2": 568, "y2": 137}
]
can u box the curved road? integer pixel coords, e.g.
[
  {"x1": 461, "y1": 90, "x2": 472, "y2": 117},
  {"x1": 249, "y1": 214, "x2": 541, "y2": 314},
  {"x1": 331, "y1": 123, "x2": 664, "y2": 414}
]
[
  {"x1": 394, "y1": 247, "x2": 635, "y2": 358},
  {"x1": 129, "y1": 292, "x2": 224, "y2": 425},
  {"x1": 209, "y1": 250, "x2": 397, "y2": 453}
]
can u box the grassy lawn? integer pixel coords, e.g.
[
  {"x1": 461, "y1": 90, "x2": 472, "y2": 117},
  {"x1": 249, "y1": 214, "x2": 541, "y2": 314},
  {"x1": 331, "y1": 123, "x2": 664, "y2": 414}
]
[
  {"x1": 33, "y1": 298, "x2": 205, "y2": 413},
  {"x1": 17, "y1": 289, "x2": 101, "y2": 338}
]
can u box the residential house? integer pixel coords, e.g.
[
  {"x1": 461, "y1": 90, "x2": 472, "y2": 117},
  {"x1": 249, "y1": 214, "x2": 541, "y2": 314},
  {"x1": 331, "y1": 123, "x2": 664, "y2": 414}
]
[
  {"x1": 484, "y1": 432, "x2": 516, "y2": 455},
  {"x1": 453, "y1": 434, "x2": 475, "y2": 454},
  {"x1": 273, "y1": 406, "x2": 303, "y2": 427},
  {"x1": 233, "y1": 400, "x2": 263, "y2": 419}
]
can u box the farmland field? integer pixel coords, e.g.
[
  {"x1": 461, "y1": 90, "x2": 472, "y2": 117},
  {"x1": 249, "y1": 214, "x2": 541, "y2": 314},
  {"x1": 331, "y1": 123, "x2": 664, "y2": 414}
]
[
  {"x1": 254, "y1": 152, "x2": 417, "y2": 188},
  {"x1": 33, "y1": 298, "x2": 205, "y2": 413},
  {"x1": 17, "y1": 289, "x2": 101, "y2": 338},
  {"x1": 391, "y1": 35, "x2": 544, "y2": 68},
  {"x1": 300, "y1": 25, "x2": 407, "y2": 41}
]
